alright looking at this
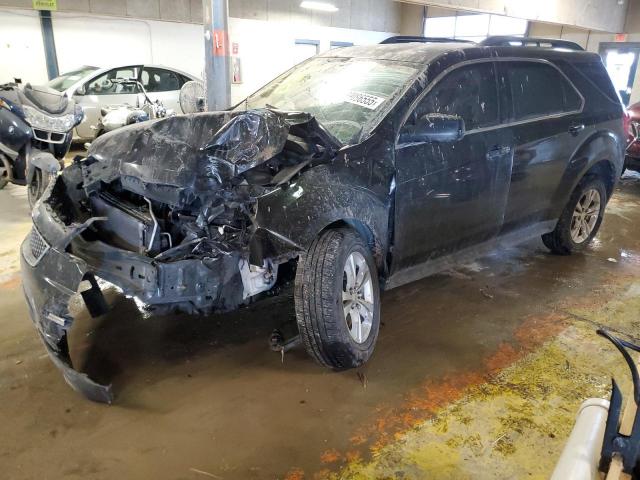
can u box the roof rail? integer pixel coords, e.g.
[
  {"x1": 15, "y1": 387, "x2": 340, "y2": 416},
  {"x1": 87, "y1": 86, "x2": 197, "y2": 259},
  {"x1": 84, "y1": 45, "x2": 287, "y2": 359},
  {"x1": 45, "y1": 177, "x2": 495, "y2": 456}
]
[
  {"x1": 480, "y1": 36, "x2": 584, "y2": 51},
  {"x1": 381, "y1": 36, "x2": 476, "y2": 45}
]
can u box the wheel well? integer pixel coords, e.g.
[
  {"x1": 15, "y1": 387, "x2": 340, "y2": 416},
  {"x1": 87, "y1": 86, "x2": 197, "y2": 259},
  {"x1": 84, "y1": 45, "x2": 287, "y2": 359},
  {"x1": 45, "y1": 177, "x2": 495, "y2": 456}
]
[
  {"x1": 320, "y1": 219, "x2": 384, "y2": 271},
  {"x1": 583, "y1": 160, "x2": 616, "y2": 199}
]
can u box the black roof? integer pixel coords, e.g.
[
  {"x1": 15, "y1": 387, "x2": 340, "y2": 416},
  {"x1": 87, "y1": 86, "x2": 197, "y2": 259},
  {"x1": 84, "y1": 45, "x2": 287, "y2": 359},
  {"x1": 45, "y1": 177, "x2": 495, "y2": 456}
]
[
  {"x1": 321, "y1": 42, "x2": 468, "y2": 64},
  {"x1": 381, "y1": 35, "x2": 584, "y2": 52},
  {"x1": 380, "y1": 36, "x2": 474, "y2": 45},
  {"x1": 321, "y1": 39, "x2": 597, "y2": 66},
  {"x1": 480, "y1": 36, "x2": 584, "y2": 51}
]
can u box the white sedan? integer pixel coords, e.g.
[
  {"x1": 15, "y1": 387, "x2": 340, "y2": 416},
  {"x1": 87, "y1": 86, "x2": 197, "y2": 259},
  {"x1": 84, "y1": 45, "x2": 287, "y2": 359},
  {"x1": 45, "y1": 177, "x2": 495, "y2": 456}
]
[{"x1": 46, "y1": 64, "x2": 200, "y2": 141}]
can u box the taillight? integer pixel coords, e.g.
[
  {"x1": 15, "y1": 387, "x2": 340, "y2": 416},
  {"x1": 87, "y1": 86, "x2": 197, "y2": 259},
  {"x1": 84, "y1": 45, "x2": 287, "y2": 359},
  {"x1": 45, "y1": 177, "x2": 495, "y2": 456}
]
[
  {"x1": 624, "y1": 111, "x2": 632, "y2": 136},
  {"x1": 623, "y1": 111, "x2": 635, "y2": 146}
]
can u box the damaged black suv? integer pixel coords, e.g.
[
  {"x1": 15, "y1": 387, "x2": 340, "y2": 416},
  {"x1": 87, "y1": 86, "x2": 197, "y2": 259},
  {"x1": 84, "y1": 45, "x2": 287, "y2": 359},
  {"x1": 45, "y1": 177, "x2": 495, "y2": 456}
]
[{"x1": 21, "y1": 38, "x2": 625, "y2": 402}]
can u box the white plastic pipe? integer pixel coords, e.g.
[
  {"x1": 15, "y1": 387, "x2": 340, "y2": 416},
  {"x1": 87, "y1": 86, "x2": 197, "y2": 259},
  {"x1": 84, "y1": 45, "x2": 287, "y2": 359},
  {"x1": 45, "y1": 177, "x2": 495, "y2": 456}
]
[{"x1": 551, "y1": 398, "x2": 610, "y2": 480}]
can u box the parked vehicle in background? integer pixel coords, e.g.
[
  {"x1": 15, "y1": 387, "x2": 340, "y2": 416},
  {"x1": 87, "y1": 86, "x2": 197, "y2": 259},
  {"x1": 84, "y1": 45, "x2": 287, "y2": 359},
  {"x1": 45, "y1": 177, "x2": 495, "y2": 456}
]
[
  {"x1": 0, "y1": 83, "x2": 83, "y2": 205},
  {"x1": 21, "y1": 37, "x2": 625, "y2": 403},
  {"x1": 45, "y1": 64, "x2": 199, "y2": 141},
  {"x1": 93, "y1": 78, "x2": 173, "y2": 138},
  {"x1": 624, "y1": 101, "x2": 640, "y2": 171}
]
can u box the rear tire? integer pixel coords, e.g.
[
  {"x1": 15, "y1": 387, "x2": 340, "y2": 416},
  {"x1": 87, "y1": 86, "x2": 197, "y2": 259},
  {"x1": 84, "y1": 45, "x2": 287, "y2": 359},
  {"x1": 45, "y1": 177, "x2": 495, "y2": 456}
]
[
  {"x1": 294, "y1": 228, "x2": 380, "y2": 370},
  {"x1": 542, "y1": 177, "x2": 607, "y2": 255}
]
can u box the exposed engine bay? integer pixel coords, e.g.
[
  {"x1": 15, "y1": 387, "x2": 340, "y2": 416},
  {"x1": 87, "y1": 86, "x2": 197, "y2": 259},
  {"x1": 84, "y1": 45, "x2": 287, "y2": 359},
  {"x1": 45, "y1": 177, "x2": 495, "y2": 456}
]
[{"x1": 44, "y1": 108, "x2": 339, "y2": 314}]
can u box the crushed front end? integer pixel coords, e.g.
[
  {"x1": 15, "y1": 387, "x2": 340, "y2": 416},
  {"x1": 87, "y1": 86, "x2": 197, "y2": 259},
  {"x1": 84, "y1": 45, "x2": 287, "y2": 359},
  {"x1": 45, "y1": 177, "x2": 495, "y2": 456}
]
[{"x1": 20, "y1": 109, "x2": 338, "y2": 403}]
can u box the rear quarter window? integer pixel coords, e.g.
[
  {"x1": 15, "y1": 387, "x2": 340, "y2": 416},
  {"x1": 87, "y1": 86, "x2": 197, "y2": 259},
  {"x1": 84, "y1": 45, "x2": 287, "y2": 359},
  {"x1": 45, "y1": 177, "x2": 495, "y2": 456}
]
[{"x1": 567, "y1": 60, "x2": 622, "y2": 111}]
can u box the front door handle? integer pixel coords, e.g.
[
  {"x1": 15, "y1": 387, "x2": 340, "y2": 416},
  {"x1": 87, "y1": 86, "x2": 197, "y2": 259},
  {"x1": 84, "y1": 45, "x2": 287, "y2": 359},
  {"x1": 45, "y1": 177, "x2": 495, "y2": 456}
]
[
  {"x1": 486, "y1": 145, "x2": 511, "y2": 160},
  {"x1": 569, "y1": 124, "x2": 585, "y2": 135}
]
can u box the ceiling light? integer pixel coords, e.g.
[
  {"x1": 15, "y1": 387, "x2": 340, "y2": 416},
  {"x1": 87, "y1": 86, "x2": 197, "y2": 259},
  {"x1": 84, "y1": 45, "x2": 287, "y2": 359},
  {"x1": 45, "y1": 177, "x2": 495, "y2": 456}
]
[{"x1": 300, "y1": 1, "x2": 338, "y2": 12}]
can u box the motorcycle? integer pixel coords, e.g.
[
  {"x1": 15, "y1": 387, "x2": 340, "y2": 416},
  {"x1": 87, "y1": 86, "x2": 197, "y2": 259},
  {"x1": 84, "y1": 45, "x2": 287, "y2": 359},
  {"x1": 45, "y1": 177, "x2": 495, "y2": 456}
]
[
  {"x1": 92, "y1": 78, "x2": 173, "y2": 139},
  {"x1": 0, "y1": 82, "x2": 83, "y2": 206}
]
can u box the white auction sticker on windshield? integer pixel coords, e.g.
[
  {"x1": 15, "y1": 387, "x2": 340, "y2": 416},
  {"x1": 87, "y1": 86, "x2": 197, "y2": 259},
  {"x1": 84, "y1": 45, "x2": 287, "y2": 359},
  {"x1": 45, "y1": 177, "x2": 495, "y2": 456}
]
[{"x1": 345, "y1": 91, "x2": 386, "y2": 110}]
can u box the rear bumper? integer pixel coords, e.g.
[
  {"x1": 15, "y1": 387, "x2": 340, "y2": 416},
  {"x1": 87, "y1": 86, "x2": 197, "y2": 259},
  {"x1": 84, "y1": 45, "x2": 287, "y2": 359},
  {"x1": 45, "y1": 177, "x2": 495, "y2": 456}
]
[{"x1": 625, "y1": 153, "x2": 640, "y2": 171}]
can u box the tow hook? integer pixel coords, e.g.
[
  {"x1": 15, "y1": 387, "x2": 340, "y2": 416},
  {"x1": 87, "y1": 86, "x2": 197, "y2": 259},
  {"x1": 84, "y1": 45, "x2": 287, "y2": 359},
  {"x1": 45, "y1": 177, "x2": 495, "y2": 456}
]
[{"x1": 269, "y1": 329, "x2": 301, "y2": 362}]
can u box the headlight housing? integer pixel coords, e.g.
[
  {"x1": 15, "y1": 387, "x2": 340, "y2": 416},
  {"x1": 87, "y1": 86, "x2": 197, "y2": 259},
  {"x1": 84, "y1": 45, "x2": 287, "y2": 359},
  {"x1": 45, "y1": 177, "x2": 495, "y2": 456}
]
[{"x1": 22, "y1": 105, "x2": 77, "y2": 133}]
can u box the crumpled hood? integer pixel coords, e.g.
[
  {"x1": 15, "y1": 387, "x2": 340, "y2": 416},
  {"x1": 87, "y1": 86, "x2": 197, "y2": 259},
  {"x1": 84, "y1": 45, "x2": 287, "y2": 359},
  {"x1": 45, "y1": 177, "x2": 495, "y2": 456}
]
[
  {"x1": 82, "y1": 108, "x2": 340, "y2": 208},
  {"x1": 87, "y1": 109, "x2": 290, "y2": 190}
]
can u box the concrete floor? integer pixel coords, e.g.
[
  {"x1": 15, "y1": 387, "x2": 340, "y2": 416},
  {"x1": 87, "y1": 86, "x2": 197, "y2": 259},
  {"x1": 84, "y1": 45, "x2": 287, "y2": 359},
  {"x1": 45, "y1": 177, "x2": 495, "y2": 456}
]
[{"x1": 1, "y1": 173, "x2": 640, "y2": 479}]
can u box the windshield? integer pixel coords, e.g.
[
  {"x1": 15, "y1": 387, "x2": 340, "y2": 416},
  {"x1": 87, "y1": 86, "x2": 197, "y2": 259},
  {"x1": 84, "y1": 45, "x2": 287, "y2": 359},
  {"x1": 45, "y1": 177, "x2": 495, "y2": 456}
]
[
  {"x1": 240, "y1": 57, "x2": 419, "y2": 144},
  {"x1": 46, "y1": 66, "x2": 99, "y2": 92}
]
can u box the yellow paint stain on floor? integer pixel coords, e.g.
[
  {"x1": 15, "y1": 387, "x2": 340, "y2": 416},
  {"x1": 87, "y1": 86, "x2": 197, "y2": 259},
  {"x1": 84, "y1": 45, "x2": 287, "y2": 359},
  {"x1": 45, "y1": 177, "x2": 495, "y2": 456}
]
[{"x1": 325, "y1": 287, "x2": 639, "y2": 480}]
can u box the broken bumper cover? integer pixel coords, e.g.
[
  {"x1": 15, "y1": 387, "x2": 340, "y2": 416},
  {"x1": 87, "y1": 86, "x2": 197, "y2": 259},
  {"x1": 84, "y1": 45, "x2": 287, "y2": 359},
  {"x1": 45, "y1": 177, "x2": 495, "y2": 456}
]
[
  {"x1": 20, "y1": 230, "x2": 114, "y2": 403},
  {"x1": 20, "y1": 209, "x2": 242, "y2": 403}
]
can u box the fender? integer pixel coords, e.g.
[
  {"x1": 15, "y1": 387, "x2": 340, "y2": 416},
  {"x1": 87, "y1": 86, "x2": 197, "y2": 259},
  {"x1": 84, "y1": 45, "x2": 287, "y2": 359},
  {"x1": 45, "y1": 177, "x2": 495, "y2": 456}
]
[
  {"x1": 548, "y1": 126, "x2": 624, "y2": 220},
  {"x1": 26, "y1": 151, "x2": 61, "y2": 185},
  {"x1": 252, "y1": 164, "x2": 391, "y2": 269},
  {"x1": 0, "y1": 106, "x2": 31, "y2": 153}
]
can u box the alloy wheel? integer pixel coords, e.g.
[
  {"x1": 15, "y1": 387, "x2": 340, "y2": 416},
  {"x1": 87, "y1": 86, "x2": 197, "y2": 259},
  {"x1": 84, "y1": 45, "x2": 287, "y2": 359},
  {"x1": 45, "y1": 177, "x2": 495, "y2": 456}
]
[
  {"x1": 570, "y1": 188, "x2": 601, "y2": 243},
  {"x1": 342, "y1": 251, "x2": 374, "y2": 343}
]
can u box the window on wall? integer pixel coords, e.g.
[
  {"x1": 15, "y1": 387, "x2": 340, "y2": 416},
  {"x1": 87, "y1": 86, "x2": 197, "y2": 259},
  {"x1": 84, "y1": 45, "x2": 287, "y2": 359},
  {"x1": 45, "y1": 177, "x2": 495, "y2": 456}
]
[
  {"x1": 424, "y1": 12, "x2": 528, "y2": 42},
  {"x1": 330, "y1": 41, "x2": 354, "y2": 49}
]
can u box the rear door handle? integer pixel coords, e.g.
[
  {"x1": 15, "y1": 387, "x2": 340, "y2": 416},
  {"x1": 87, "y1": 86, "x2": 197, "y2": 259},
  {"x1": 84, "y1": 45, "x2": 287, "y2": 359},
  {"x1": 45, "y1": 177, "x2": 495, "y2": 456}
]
[
  {"x1": 486, "y1": 145, "x2": 511, "y2": 160},
  {"x1": 569, "y1": 124, "x2": 585, "y2": 135}
]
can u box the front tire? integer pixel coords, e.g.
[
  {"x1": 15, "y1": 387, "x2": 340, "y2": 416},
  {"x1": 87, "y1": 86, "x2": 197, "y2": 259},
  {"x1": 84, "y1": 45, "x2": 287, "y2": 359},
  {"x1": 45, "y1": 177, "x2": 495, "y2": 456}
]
[
  {"x1": 0, "y1": 155, "x2": 10, "y2": 190},
  {"x1": 294, "y1": 228, "x2": 381, "y2": 370},
  {"x1": 542, "y1": 177, "x2": 607, "y2": 255},
  {"x1": 0, "y1": 169, "x2": 8, "y2": 190},
  {"x1": 27, "y1": 168, "x2": 51, "y2": 208}
]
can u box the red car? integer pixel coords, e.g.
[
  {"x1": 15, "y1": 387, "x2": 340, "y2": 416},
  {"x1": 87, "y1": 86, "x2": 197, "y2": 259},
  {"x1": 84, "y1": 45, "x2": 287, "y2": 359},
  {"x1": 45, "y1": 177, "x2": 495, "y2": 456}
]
[{"x1": 625, "y1": 102, "x2": 640, "y2": 170}]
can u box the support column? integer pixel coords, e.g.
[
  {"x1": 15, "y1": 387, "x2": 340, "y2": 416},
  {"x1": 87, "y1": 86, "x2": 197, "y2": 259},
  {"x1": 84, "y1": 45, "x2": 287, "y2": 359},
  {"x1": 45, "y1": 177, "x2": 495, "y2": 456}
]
[
  {"x1": 39, "y1": 10, "x2": 59, "y2": 80},
  {"x1": 203, "y1": 0, "x2": 231, "y2": 111}
]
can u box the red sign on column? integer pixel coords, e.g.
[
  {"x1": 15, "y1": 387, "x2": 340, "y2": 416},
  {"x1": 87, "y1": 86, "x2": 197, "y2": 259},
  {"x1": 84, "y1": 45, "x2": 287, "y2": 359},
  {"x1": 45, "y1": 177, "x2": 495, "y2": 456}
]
[{"x1": 212, "y1": 30, "x2": 228, "y2": 56}]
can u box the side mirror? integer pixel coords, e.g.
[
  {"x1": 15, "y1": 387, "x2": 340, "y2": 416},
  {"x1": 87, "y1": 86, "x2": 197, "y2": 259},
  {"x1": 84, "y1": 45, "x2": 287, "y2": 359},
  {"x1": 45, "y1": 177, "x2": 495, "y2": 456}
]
[
  {"x1": 75, "y1": 85, "x2": 86, "y2": 96},
  {"x1": 399, "y1": 114, "x2": 465, "y2": 144}
]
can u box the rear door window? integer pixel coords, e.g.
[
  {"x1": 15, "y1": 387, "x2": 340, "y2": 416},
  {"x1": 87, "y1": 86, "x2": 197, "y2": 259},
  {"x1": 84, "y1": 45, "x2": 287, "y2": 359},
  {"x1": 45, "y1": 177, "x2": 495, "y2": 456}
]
[
  {"x1": 415, "y1": 62, "x2": 499, "y2": 131},
  {"x1": 141, "y1": 68, "x2": 182, "y2": 93},
  {"x1": 503, "y1": 61, "x2": 582, "y2": 122},
  {"x1": 179, "y1": 74, "x2": 192, "y2": 86}
]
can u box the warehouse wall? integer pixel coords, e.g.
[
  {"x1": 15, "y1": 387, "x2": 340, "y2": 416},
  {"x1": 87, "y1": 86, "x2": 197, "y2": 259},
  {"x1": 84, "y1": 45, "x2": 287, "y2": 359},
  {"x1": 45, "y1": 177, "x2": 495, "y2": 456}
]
[
  {"x1": 401, "y1": 0, "x2": 628, "y2": 33},
  {"x1": 228, "y1": 0, "x2": 401, "y2": 32},
  {"x1": 0, "y1": 8, "x2": 203, "y2": 85},
  {"x1": 0, "y1": 0, "x2": 402, "y2": 30},
  {"x1": 0, "y1": 9, "x2": 47, "y2": 84},
  {"x1": 528, "y1": 22, "x2": 590, "y2": 48},
  {"x1": 0, "y1": 4, "x2": 397, "y2": 104},
  {"x1": 52, "y1": 12, "x2": 203, "y2": 78},
  {"x1": 399, "y1": 2, "x2": 424, "y2": 36},
  {"x1": 227, "y1": 18, "x2": 394, "y2": 102}
]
